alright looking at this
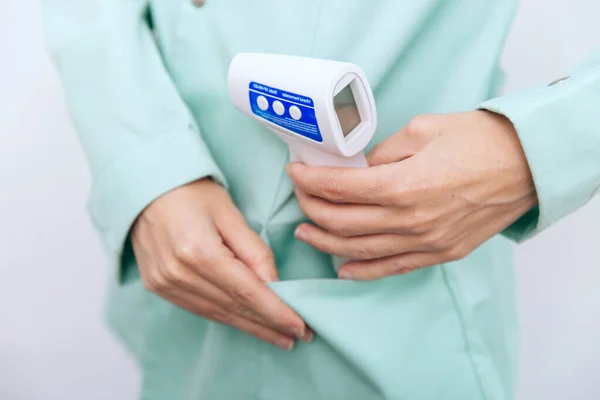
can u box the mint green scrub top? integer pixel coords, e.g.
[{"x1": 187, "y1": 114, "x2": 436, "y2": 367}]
[{"x1": 43, "y1": 1, "x2": 600, "y2": 399}]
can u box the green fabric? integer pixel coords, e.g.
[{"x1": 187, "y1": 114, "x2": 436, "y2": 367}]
[
  {"x1": 43, "y1": 0, "x2": 600, "y2": 399},
  {"x1": 480, "y1": 61, "x2": 600, "y2": 242}
]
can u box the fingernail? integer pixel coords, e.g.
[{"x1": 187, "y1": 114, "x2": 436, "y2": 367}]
[
  {"x1": 259, "y1": 271, "x2": 279, "y2": 283},
  {"x1": 286, "y1": 163, "x2": 304, "y2": 174},
  {"x1": 338, "y1": 270, "x2": 354, "y2": 280},
  {"x1": 301, "y1": 328, "x2": 314, "y2": 343},
  {"x1": 290, "y1": 326, "x2": 306, "y2": 340},
  {"x1": 294, "y1": 227, "x2": 307, "y2": 241},
  {"x1": 277, "y1": 337, "x2": 295, "y2": 351}
]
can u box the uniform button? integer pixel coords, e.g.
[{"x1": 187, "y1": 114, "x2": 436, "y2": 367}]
[
  {"x1": 273, "y1": 101, "x2": 285, "y2": 116},
  {"x1": 289, "y1": 105, "x2": 302, "y2": 120},
  {"x1": 548, "y1": 76, "x2": 569, "y2": 86},
  {"x1": 192, "y1": 0, "x2": 205, "y2": 7},
  {"x1": 257, "y1": 95, "x2": 269, "y2": 111}
]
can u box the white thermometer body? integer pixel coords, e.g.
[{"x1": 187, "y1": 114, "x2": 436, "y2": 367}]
[{"x1": 228, "y1": 53, "x2": 377, "y2": 271}]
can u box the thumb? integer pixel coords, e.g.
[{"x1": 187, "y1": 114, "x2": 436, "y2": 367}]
[
  {"x1": 216, "y1": 208, "x2": 279, "y2": 282},
  {"x1": 367, "y1": 115, "x2": 439, "y2": 166}
]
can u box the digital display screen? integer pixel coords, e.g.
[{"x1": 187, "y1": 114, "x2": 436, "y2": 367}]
[{"x1": 334, "y1": 84, "x2": 361, "y2": 137}]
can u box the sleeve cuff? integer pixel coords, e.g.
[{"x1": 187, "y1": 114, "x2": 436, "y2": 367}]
[
  {"x1": 478, "y1": 67, "x2": 600, "y2": 242},
  {"x1": 86, "y1": 129, "x2": 227, "y2": 283}
]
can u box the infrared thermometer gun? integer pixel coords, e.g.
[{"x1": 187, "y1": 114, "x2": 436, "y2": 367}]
[{"x1": 228, "y1": 53, "x2": 377, "y2": 271}]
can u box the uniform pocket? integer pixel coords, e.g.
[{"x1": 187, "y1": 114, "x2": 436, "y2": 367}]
[{"x1": 259, "y1": 267, "x2": 492, "y2": 400}]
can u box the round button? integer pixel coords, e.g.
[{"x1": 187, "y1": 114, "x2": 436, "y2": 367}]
[
  {"x1": 273, "y1": 100, "x2": 285, "y2": 116},
  {"x1": 289, "y1": 105, "x2": 302, "y2": 120},
  {"x1": 256, "y1": 95, "x2": 269, "y2": 111}
]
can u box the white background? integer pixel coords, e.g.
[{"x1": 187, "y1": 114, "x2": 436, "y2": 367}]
[{"x1": 0, "y1": 1, "x2": 598, "y2": 399}]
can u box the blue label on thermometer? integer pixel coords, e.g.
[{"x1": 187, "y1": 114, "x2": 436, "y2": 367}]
[{"x1": 248, "y1": 82, "x2": 323, "y2": 142}]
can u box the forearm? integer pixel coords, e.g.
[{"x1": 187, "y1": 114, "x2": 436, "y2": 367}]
[
  {"x1": 43, "y1": 0, "x2": 226, "y2": 278},
  {"x1": 478, "y1": 49, "x2": 600, "y2": 242}
]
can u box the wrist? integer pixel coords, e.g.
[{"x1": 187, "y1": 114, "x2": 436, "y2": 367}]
[{"x1": 479, "y1": 110, "x2": 538, "y2": 206}]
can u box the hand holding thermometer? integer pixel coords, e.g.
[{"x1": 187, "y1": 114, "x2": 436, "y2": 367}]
[{"x1": 228, "y1": 53, "x2": 377, "y2": 271}]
